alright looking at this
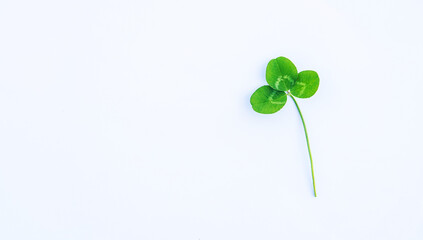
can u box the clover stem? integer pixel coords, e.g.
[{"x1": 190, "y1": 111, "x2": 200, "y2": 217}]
[{"x1": 288, "y1": 93, "x2": 317, "y2": 197}]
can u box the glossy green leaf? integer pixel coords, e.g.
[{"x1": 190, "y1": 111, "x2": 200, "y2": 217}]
[
  {"x1": 250, "y1": 85, "x2": 287, "y2": 114},
  {"x1": 290, "y1": 70, "x2": 319, "y2": 98},
  {"x1": 266, "y1": 57, "x2": 298, "y2": 91}
]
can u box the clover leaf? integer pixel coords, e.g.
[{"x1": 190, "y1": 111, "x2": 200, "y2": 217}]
[
  {"x1": 250, "y1": 85, "x2": 287, "y2": 114},
  {"x1": 250, "y1": 56, "x2": 319, "y2": 197},
  {"x1": 291, "y1": 70, "x2": 319, "y2": 98},
  {"x1": 266, "y1": 56, "x2": 298, "y2": 91}
]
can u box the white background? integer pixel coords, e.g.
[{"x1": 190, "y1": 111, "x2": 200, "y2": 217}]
[{"x1": 1, "y1": 0, "x2": 423, "y2": 239}]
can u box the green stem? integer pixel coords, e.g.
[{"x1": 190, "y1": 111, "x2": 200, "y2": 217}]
[{"x1": 288, "y1": 93, "x2": 317, "y2": 197}]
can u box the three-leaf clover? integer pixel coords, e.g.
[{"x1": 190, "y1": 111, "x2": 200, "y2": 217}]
[{"x1": 250, "y1": 56, "x2": 319, "y2": 197}]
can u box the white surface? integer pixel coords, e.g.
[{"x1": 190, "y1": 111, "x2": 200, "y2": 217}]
[{"x1": 1, "y1": 0, "x2": 423, "y2": 239}]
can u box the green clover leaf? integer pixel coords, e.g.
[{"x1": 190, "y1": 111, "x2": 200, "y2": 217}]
[
  {"x1": 266, "y1": 56, "x2": 298, "y2": 91},
  {"x1": 250, "y1": 56, "x2": 319, "y2": 197},
  {"x1": 250, "y1": 86, "x2": 287, "y2": 114},
  {"x1": 290, "y1": 70, "x2": 319, "y2": 98}
]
